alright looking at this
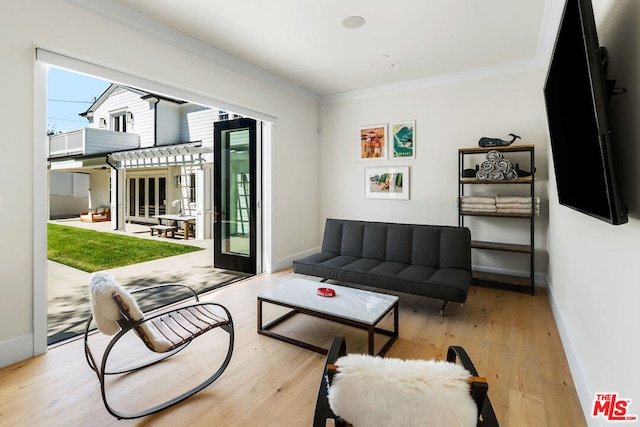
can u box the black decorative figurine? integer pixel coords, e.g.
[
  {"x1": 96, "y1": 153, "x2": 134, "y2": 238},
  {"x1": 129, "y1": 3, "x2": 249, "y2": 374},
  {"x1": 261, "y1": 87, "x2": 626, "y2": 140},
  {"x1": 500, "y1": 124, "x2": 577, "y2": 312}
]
[{"x1": 478, "y1": 133, "x2": 521, "y2": 147}]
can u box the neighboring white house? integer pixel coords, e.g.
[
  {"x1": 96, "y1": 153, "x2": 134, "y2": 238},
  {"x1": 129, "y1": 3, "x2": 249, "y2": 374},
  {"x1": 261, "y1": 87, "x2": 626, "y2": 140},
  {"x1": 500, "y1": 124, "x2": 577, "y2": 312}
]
[{"x1": 48, "y1": 84, "x2": 233, "y2": 239}]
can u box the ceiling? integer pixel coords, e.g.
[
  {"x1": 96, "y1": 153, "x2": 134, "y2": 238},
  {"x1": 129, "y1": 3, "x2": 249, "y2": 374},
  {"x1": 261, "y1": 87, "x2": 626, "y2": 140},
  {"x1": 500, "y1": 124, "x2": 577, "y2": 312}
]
[{"x1": 88, "y1": 0, "x2": 560, "y2": 98}]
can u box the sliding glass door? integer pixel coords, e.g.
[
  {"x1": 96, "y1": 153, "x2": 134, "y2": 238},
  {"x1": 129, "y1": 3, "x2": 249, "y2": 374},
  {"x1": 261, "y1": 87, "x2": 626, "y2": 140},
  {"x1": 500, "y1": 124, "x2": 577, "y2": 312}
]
[{"x1": 127, "y1": 174, "x2": 167, "y2": 223}]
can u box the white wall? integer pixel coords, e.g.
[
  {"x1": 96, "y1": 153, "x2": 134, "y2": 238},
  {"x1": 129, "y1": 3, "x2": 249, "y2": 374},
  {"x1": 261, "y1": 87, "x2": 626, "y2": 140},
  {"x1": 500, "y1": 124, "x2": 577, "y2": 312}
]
[
  {"x1": 49, "y1": 172, "x2": 89, "y2": 218},
  {"x1": 319, "y1": 69, "x2": 550, "y2": 282},
  {"x1": 0, "y1": 0, "x2": 319, "y2": 367},
  {"x1": 88, "y1": 169, "x2": 111, "y2": 209},
  {"x1": 547, "y1": 0, "x2": 640, "y2": 424}
]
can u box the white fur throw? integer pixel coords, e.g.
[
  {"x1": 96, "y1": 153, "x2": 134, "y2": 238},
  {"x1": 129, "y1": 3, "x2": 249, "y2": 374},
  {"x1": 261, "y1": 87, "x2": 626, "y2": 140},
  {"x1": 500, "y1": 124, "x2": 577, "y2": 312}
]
[
  {"x1": 89, "y1": 271, "x2": 173, "y2": 352},
  {"x1": 327, "y1": 354, "x2": 477, "y2": 427}
]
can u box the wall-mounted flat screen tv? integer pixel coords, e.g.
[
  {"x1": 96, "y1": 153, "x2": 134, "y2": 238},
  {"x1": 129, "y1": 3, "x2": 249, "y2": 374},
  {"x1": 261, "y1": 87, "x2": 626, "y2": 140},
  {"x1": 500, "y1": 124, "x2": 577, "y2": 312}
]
[{"x1": 544, "y1": 0, "x2": 628, "y2": 225}]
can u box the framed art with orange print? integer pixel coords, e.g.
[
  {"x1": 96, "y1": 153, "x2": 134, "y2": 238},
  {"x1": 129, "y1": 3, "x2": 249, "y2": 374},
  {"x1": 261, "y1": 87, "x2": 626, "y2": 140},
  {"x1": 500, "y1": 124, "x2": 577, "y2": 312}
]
[{"x1": 360, "y1": 124, "x2": 387, "y2": 160}]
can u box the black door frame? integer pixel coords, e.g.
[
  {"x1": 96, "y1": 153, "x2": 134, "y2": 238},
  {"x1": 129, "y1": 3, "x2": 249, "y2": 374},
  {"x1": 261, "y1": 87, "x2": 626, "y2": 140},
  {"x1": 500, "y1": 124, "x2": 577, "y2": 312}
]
[{"x1": 213, "y1": 118, "x2": 258, "y2": 274}]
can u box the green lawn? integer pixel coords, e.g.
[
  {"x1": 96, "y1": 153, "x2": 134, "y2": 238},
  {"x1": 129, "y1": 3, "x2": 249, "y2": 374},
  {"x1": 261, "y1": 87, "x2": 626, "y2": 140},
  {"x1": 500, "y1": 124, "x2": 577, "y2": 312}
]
[{"x1": 47, "y1": 223, "x2": 202, "y2": 272}]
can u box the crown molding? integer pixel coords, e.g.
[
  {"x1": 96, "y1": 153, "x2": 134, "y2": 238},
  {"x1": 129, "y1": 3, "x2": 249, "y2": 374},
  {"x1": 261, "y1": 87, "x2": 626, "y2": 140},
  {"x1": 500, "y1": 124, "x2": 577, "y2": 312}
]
[
  {"x1": 67, "y1": 0, "x2": 563, "y2": 106},
  {"x1": 321, "y1": 0, "x2": 563, "y2": 104},
  {"x1": 65, "y1": 0, "x2": 320, "y2": 104},
  {"x1": 320, "y1": 58, "x2": 544, "y2": 104}
]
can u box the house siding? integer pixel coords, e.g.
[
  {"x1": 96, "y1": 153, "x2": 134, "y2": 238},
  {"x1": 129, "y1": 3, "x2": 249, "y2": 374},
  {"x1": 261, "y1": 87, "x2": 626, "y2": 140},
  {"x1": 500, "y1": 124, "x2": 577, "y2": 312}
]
[
  {"x1": 156, "y1": 101, "x2": 182, "y2": 145},
  {"x1": 182, "y1": 105, "x2": 216, "y2": 146},
  {"x1": 91, "y1": 86, "x2": 155, "y2": 147}
]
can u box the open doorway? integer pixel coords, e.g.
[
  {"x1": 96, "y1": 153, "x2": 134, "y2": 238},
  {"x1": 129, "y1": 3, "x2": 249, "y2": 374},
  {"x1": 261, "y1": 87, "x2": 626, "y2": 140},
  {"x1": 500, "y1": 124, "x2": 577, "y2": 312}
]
[{"x1": 45, "y1": 66, "x2": 260, "y2": 345}]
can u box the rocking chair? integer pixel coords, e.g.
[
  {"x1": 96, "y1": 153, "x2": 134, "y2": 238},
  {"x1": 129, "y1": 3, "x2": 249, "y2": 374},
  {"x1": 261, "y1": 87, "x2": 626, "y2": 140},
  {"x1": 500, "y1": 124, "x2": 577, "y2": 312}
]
[{"x1": 84, "y1": 272, "x2": 234, "y2": 419}]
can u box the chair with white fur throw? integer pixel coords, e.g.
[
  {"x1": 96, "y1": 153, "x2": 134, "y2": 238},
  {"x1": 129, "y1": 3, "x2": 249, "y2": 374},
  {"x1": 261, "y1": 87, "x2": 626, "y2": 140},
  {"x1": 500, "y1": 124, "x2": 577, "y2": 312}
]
[
  {"x1": 313, "y1": 336, "x2": 499, "y2": 427},
  {"x1": 84, "y1": 271, "x2": 234, "y2": 420}
]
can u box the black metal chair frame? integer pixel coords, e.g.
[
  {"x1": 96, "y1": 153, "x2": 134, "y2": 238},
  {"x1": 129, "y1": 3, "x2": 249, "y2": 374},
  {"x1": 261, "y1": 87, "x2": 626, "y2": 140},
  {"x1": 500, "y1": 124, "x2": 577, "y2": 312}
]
[
  {"x1": 84, "y1": 283, "x2": 234, "y2": 420},
  {"x1": 313, "y1": 336, "x2": 499, "y2": 427}
]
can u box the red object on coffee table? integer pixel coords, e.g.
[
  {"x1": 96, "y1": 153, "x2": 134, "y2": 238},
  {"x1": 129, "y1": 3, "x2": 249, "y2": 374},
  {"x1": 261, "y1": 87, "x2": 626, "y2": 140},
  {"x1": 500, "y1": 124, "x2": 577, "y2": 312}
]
[{"x1": 317, "y1": 287, "x2": 336, "y2": 297}]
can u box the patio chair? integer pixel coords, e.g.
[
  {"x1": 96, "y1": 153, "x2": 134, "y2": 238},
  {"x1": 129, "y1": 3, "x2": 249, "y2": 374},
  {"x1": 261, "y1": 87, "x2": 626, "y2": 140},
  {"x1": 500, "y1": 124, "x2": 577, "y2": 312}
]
[
  {"x1": 84, "y1": 271, "x2": 234, "y2": 419},
  {"x1": 313, "y1": 336, "x2": 499, "y2": 427}
]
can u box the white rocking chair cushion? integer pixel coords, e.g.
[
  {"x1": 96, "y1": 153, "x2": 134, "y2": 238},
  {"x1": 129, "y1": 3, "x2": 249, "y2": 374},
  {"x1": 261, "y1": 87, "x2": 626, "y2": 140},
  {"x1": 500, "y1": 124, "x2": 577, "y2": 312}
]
[
  {"x1": 327, "y1": 353, "x2": 478, "y2": 427},
  {"x1": 89, "y1": 271, "x2": 173, "y2": 352}
]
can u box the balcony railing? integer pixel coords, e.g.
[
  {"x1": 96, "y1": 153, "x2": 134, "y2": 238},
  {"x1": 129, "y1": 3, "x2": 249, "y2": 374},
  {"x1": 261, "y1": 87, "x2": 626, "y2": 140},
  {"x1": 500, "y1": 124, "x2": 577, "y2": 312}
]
[{"x1": 48, "y1": 128, "x2": 140, "y2": 158}]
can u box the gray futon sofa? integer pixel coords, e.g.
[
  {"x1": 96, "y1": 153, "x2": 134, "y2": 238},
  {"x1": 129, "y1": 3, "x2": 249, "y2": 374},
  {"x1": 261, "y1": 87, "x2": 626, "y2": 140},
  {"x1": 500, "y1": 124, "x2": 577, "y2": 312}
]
[{"x1": 293, "y1": 218, "x2": 472, "y2": 315}]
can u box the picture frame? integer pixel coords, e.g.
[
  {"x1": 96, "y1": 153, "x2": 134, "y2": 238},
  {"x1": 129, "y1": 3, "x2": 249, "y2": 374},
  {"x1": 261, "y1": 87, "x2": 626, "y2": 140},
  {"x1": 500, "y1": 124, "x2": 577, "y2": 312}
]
[
  {"x1": 391, "y1": 120, "x2": 415, "y2": 159},
  {"x1": 360, "y1": 124, "x2": 387, "y2": 160},
  {"x1": 365, "y1": 166, "x2": 410, "y2": 200}
]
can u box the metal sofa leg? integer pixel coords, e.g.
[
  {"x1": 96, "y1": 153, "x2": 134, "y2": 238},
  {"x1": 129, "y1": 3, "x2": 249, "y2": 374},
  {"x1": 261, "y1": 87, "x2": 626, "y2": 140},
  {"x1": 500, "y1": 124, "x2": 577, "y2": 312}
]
[{"x1": 440, "y1": 300, "x2": 449, "y2": 317}]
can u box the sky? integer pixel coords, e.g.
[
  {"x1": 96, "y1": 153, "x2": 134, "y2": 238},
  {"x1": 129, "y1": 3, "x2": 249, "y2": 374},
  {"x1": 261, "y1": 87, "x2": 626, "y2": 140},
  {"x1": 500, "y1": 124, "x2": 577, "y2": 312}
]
[{"x1": 47, "y1": 67, "x2": 111, "y2": 134}]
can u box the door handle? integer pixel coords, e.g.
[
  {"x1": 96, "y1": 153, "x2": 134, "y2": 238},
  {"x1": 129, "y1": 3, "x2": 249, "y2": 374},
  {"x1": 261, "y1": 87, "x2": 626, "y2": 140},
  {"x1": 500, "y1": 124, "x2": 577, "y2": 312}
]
[{"x1": 213, "y1": 206, "x2": 219, "y2": 224}]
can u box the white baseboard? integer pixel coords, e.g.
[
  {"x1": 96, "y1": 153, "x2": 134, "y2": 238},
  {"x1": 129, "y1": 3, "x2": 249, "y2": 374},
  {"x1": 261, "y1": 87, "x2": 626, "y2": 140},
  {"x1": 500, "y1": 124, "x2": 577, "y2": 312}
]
[
  {"x1": 271, "y1": 247, "x2": 321, "y2": 273},
  {"x1": 0, "y1": 333, "x2": 35, "y2": 369},
  {"x1": 547, "y1": 286, "x2": 603, "y2": 426}
]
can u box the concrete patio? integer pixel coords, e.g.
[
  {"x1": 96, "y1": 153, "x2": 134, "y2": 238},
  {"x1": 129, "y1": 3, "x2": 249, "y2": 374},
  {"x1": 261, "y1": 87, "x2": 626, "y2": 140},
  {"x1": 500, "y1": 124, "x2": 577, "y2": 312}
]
[{"x1": 47, "y1": 218, "x2": 249, "y2": 345}]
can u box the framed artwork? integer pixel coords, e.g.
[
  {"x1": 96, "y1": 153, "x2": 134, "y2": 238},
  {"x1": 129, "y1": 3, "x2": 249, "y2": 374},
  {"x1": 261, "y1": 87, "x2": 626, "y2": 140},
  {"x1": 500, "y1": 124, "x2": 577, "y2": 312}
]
[
  {"x1": 391, "y1": 120, "x2": 415, "y2": 159},
  {"x1": 360, "y1": 124, "x2": 387, "y2": 160},
  {"x1": 365, "y1": 166, "x2": 409, "y2": 200}
]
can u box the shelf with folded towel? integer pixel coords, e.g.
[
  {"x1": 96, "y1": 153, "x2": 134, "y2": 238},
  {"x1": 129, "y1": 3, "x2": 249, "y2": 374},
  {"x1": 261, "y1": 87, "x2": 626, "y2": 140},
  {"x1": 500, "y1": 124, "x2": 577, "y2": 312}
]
[
  {"x1": 458, "y1": 144, "x2": 536, "y2": 295},
  {"x1": 460, "y1": 210, "x2": 532, "y2": 218}
]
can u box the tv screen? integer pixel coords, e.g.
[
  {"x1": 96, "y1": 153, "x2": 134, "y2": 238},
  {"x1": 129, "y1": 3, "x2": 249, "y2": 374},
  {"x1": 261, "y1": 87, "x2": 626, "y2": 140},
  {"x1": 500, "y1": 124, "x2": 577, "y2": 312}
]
[{"x1": 544, "y1": 0, "x2": 628, "y2": 225}]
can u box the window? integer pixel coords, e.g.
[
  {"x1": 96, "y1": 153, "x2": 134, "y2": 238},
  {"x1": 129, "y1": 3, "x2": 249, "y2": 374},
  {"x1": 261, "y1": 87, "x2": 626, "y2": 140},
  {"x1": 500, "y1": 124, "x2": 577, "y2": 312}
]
[
  {"x1": 189, "y1": 173, "x2": 196, "y2": 203},
  {"x1": 111, "y1": 111, "x2": 127, "y2": 132}
]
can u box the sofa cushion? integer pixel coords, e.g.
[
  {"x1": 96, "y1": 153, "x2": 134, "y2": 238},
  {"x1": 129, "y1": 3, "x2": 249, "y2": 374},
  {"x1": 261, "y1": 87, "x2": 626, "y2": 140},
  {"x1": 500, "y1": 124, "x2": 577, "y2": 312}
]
[
  {"x1": 361, "y1": 223, "x2": 387, "y2": 260},
  {"x1": 382, "y1": 225, "x2": 410, "y2": 263}
]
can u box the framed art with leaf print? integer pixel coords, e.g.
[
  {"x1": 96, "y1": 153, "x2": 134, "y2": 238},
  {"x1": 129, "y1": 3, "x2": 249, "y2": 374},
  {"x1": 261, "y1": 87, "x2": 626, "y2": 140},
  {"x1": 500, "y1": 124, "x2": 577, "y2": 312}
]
[{"x1": 391, "y1": 120, "x2": 415, "y2": 159}]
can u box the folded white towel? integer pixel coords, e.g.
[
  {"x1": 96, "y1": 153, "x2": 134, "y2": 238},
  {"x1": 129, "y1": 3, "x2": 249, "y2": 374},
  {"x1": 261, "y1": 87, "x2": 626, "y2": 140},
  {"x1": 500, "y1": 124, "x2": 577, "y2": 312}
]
[
  {"x1": 496, "y1": 208, "x2": 540, "y2": 216},
  {"x1": 461, "y1": 206, "x2": 496, "y2": 211},
  {"x1": 496, "y1": 203, "x2": 540, "y2": 210},
  {"x1": 460, "y1": 196, "x2": 495, "y2": 205},
  {"x1": 496, "y1": 195, "x2": 540, "y2": 204},
  {"x1": 461, "y1": 205, "x2": 497, "y2": 213}
]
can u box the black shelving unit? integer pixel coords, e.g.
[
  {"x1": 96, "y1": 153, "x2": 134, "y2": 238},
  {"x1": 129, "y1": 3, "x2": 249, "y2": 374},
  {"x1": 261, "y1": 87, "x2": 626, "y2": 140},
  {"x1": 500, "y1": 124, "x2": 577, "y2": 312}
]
[{"x1": 458, "y1": 144, "x2": 535, "y2": 295}]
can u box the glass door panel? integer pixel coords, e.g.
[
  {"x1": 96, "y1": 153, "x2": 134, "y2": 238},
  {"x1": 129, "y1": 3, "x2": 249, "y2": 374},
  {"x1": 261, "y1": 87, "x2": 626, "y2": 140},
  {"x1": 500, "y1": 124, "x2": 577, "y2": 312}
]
[
  {"x1": 214, "y1": 118, "x2": 257, "y2": 274},
  {"x1": 138, "y1": 177, "x2": 145, "y2": 217},
  {"x1": 127, "y1": 174, "x2": 167, "y2": 223},
  {"x1": 159, "y1": 177, "x2": 167, "y2": 215},
  {"x1": 148, "y1": 177, "x2": 156, "y2": 217}
]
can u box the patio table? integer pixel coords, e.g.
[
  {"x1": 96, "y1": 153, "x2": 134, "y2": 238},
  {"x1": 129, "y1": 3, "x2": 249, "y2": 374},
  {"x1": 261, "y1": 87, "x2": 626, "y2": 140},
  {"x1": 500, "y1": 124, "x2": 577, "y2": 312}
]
[{"x1": 156, "y1": 214, "x2": 196, "y2": 239}]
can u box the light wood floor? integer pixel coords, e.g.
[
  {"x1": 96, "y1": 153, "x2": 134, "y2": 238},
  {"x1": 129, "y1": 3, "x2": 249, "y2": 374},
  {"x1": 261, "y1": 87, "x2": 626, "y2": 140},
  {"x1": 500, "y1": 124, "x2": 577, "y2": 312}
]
[{"x1": 0, "y1": 269, "x2": 586, "y2": 426}]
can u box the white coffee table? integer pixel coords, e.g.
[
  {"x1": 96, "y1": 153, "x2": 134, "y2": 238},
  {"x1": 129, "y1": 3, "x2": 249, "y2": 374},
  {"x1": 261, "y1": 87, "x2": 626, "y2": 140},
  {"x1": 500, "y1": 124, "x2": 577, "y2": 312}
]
[{"x1": 257, "y1": 277, "x2": 399, "y2": 356}]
